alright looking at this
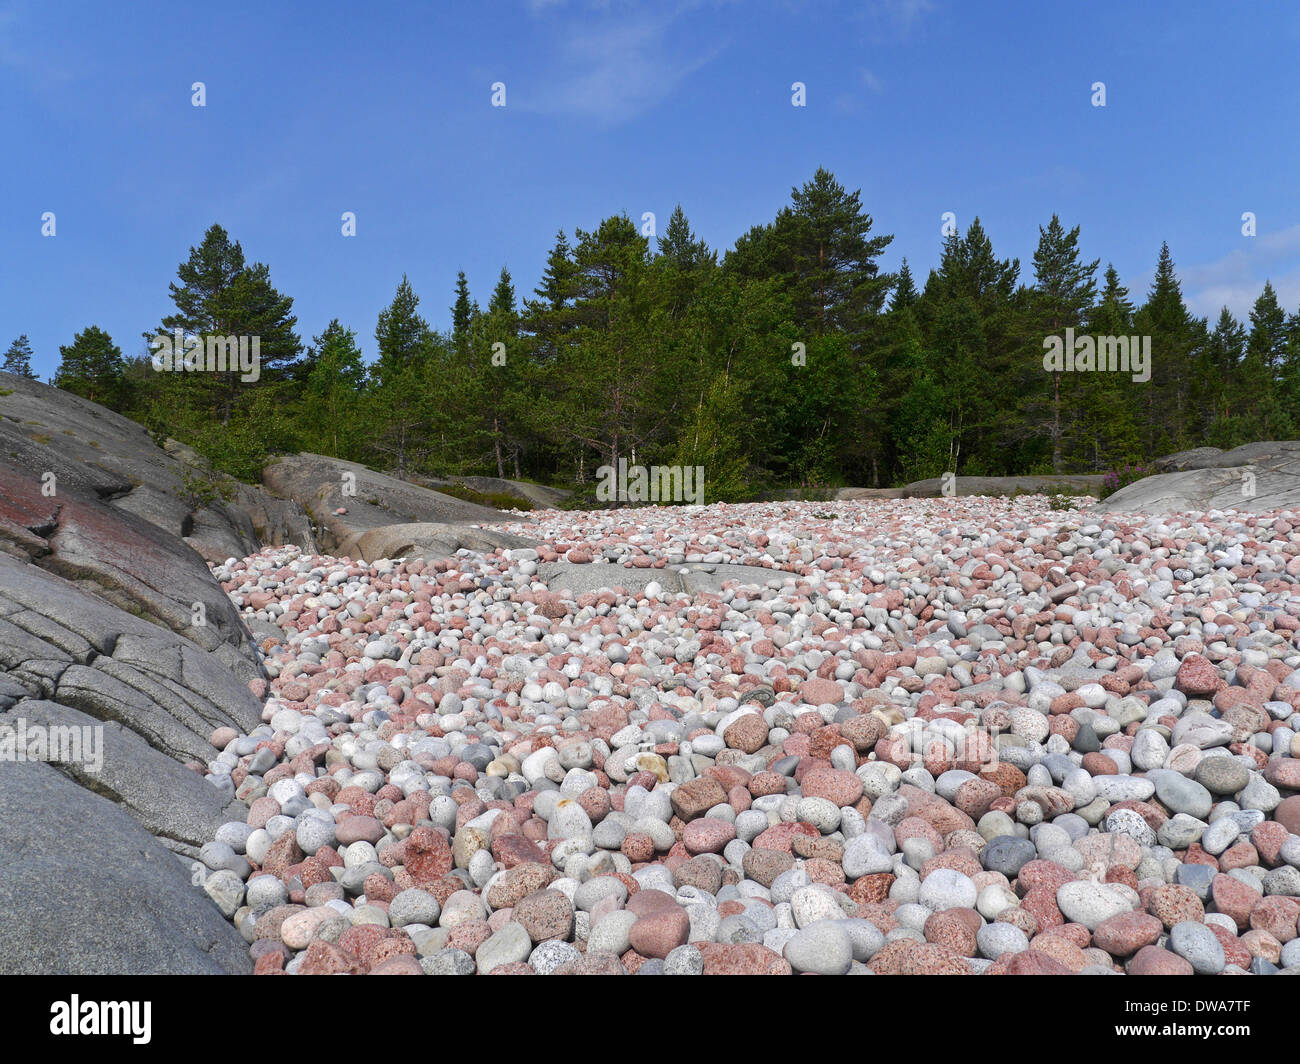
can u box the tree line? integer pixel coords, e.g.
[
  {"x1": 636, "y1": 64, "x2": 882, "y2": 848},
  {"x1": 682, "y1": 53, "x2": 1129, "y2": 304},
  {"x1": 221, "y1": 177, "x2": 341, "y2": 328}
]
[{"x1": 9, "y1": 166, "x2": 1300, "y2": 498}]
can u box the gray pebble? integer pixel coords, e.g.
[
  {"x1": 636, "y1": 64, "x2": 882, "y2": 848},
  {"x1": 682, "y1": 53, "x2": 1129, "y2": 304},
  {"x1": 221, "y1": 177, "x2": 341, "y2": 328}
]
[
  {"x1": 528, "y1": 939, "x2": 582, "y2": 974},
  {"x1": 976, "y1": 922, "x2": 1029, "y2": 959},
  {"x1": 389, "y1": 888, "x2": 441, "y2": 928},
  {"x1": 665, "y1": 944, "x2": 704, "y2": 975},
  {"x1": 424, "y1": 948, "x2": 475, "y2": 975},
  {"x1": 1169, "y1": 920, "x2": 1226, "y2": 975},
  {"x1": 475, "y1": 921, "x2": 532, "y2": 974},
  {"x1": 784, "y1": 922, "x2": 853, "y2": 975}
]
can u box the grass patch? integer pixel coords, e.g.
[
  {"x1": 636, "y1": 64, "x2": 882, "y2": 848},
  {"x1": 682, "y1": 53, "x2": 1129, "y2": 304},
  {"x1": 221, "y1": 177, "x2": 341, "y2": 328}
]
[{"x1": 437, "y1": 481, "x2": 532, "y2": 510}]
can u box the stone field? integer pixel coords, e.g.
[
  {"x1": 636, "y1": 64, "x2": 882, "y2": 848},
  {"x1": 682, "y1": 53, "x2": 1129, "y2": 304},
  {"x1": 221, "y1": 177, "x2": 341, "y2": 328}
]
[{"x1": 196, "y1": 496, "x2": 1300, "y2": 975}]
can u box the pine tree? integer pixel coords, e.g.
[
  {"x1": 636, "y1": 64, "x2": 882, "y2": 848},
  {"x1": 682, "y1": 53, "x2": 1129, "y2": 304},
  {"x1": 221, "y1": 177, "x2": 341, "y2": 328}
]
[
  {"x1": 54, "y1": 326, "x2": 124, "y2": 405},
  {"x1": 658, "y1": 205, "x2": 712, "y2": 271},
  {"x1": 1236, "y1": 281, "x2": 1288, "y2": 436},
  {"x1": 1080, "y1": 265, "x2": 1142, "y2": 467},
  {"x1": 1205, "y1": 307, "x2": 1247, "y2": 444},
  {"x1": 1, "y1": 335, "x2": 37, "y2": 378},
  {"x1": 150, "y1": 224, "x2": 302, "y2": 427},
  {"x1": 920, "y1": 219, "x2": 1028, "y2": 475},
  {"x1": 370, "y1": 275, "x2": 434, "y2": 477},
  {"x1": 891, "y1": 259, "x2": 918, "y2": 311},
  {"x1": 727, "y1": 167, "x2": 893, "y2": 340},
  {"x1": 302, "y1": 320, "x2": 366, "y2": 459},
  {"x1": 1134, "y1": 243, "x2": 1199, "y2": 454},
  {"x1": 451, "y1": 271, "x2": 475, "y2": 353},
  {"x1": 1032, "y1": 215, "x2": 1098, "y2": 472}
]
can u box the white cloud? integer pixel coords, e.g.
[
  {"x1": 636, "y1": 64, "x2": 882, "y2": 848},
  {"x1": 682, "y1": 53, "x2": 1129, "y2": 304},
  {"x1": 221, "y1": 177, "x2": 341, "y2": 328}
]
[
  {"x1": 521, "y1": 2, "x2": 723, "y2": 125},
  {"x1": 1177, "y1": 224, "x2": 1300, "y2": 319},
  {"x1": 876, "y1": 0, "x2": 936, "y2": 30},
  {"x1": 851, "y1": 0, "x2": 938, "y2": 39},
  {"x1": 0, "y1": 1, "x2": 75, "y2": 90}
]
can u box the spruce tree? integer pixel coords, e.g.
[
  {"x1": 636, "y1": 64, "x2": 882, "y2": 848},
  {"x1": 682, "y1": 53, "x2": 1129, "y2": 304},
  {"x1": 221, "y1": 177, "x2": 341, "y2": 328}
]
[
  {"x1": 1206, "y1": 307, "x2": 1247, "y2": 444},
  {"x1": 921, "y1": 219, "x2": 1028, "y2": 475},
  {"x1": 480, "y1": 266, "x2": 522, "y2": 477},
  {"x1": 1080, "y1": 265, "x2": 1142, "y2": 467},
  {"x1": 489, "y1": 266, "x2": 516, "y2": 317},
  {"x1": 370, "y1": 275, "x2": 434, "y2": 477},
  {"x1": 451, "y1": 271, "x2": 475, "y2": 353},
  {"x1": 658, "y1": 205, "x2": 712, "y2": 271},
  {"x1": 54, "y1": 326, "x2": 124, "y2": 405},
  {"x1": 891, "y1": 259, "x2": 918, "y2": 311},
  {"x1": 1133, "y1": 243, "x2": 1198, "y2": 454},
  {"x1": 544, "y1": 215, "x2": 668, "y2": 485},
  {"x1": 1, "y1": 335, "x2": 37, "y2": 378},
  {"x1": 1032, "y1": 215, "x2": 1098, "y2": 471},
  {"x1": 302, "y1": 320, "x2": 366, "y2": 459},
  {"x1": 1280, "y1": 309, "x2": 1300, "y2": 432}
]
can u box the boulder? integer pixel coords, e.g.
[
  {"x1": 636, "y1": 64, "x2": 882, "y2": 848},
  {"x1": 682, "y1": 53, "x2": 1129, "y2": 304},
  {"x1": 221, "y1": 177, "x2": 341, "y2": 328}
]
[
  {"x1": 1100, "y1": 441, "x2": 1300, "y2": 513},
  {"x1": 0, "y1": 760, "x2": 252, "y2": 974},
  {"x1": 539, "y1": 561, "x2": 790, "y2": 596},
  {"x1": 901, "y1": 474, "x2": 1105, "y2": 498},
  {"x1": 0, "y1": 372, "x2": 314, "y2": 561},
  {"x1": 0, "y1": 452, "x2": 263, "y2": 973},
  {"x1": 0, "y1": 551, "x2": 262, "y2": 795},
  {"x1": 262, "y1": 453, "x2": 516, "y2": 553},
  {"x1": 443, "y1": 475, "x2": 570, "y2": 509},
  {"x1": 336, "y1": 522, "x2": 539, "y2": 564},
  {"x1": 0, "y1": 459, "x2": 261, "y2": 683},
  {"x1": 1153, "y1": 447, "x2": 1224, "y2": 472}
]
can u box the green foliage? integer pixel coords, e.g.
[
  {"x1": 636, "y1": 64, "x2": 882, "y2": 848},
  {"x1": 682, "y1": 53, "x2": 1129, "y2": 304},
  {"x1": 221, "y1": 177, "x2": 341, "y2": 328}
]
[
  {"x1": 1101, "y1": 463, "x2": 1156, "y2": 499},
  {"x1": 434, "y1": 482, "x2": 531, "y2": 510},
  {"x1": 177, "y1": 467, "x2": 220, "y2": 509},
  {"x1": 53, "y1": 326, "x2": 125, "y2": 405},
  {"x1": 301, "y1": 319, "x2": 366, "y2": 459},
  {"x1": 2, "y1": 335, "x2": 38, "y2": 378},
  {"x1": 50, "y1": 176, "x2": 1299, "y2": 500}
]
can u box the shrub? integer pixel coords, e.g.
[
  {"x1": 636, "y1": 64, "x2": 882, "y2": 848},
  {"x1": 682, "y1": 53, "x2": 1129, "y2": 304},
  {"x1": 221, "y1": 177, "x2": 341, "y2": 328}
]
[
  {"x1": 435, "y1": 481, "x2": 531, "y2": 511},
  {"x1": 1100, "y1": 463, "x2": 1154, "y2": 499}
]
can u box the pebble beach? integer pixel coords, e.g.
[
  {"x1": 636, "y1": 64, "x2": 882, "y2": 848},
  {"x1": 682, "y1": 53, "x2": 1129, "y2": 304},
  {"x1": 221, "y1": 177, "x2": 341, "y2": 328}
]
[{"x1": 195, "y1": 496, "x2": 1300, "y2": 975}]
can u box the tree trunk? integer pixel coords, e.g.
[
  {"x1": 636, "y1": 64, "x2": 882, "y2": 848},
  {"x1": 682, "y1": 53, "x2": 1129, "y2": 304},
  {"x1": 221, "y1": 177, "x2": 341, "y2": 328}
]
[{"x1": 1052, "y1": 371, "x2": 1062, "y2": 473}]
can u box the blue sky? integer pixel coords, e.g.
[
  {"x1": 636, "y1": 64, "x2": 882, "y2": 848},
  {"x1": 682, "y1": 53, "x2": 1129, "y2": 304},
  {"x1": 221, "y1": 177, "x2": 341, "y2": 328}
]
[{"x1": 3, "y1": 0, "x2": 1299, "y2": 377}]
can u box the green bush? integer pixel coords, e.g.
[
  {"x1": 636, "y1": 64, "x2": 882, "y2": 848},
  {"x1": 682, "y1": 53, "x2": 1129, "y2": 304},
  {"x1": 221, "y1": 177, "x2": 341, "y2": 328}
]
[
  {"x1": 435, "y1": 482, "x2": 531, "y2": 510},
  {"x1": 1100, "y1": 463, "x2": 1154, "y2": 499}
]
